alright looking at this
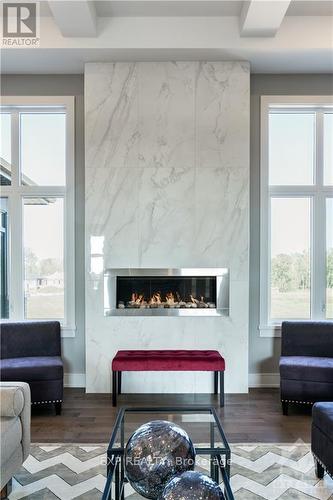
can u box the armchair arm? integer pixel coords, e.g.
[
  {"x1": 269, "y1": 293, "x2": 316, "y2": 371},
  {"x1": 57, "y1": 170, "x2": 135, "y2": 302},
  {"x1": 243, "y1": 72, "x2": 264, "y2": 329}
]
[
  {"x1": 0, "y1": 386, "x2": 24, "y2": 417},
  {"x1": 0, "y1": 382, "x2": 31, "y2": 461}
]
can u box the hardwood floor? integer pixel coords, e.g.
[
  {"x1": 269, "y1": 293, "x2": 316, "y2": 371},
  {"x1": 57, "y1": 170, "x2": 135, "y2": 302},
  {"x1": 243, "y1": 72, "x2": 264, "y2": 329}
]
[{"x1": 31, "y1": 388, "x2": 313, "y2": 444}]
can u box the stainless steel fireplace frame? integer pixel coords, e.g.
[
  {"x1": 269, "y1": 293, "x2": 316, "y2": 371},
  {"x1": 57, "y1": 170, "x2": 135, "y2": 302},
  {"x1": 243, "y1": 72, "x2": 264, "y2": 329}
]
[{"x1": 104, "y1": 268, "x2": 229, "y2": 317}]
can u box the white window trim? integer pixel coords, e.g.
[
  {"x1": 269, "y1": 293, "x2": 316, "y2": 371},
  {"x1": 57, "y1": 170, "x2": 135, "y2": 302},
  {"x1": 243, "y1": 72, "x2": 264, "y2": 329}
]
[
  {"x1": 260, "y1": 95, "x2": 333, "y2": 338},
  {"x1": 0, "y1": 96, "x2": 76, "y2": 338}
]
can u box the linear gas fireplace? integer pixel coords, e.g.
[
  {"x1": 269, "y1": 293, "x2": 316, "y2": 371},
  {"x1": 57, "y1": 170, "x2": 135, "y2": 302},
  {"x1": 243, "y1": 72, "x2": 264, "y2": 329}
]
[{"x1": 104, "y1": 268, "x2": 229, "y2": 316}]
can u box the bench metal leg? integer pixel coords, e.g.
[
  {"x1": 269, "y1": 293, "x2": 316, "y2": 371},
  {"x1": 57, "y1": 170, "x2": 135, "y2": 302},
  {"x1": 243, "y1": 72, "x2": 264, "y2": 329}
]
[
  {"x1": 214, "y1": 371, "x2": 218, "y2": 395},
  {"x1": 112, "y1": 371, "x2": 117, "y2": 407},
  {"x1": 219, "y1": 371, "x2": 224, "y2": 407},
  {"x1": 118, "y1": 371, "x2": 122, "y2": 395}
]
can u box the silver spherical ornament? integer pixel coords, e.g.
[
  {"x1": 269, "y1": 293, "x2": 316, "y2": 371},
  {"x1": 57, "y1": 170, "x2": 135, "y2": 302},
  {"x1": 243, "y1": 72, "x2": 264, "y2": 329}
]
[
  {"x1": 161, "y1": 471, "x2": 224, "y2": 499},
  {"x1": 125, "y1": 420, "x2": 196, "y2": 499}
]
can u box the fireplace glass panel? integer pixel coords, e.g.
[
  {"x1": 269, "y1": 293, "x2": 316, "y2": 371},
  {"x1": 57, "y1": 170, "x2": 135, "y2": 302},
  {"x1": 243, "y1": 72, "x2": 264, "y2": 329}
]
[{"x1": 117, "y1": 276, "x2": 217, "y2": 309}]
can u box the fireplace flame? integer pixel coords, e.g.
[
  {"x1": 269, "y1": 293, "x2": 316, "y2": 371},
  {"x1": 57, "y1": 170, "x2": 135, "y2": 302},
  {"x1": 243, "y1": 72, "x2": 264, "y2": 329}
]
[
  {"x1": 149, "y1": 292, "x2": 162, "y2": 305},
  {"x1": 190, "y1": 294, "x2": 199, "y2": 304},
  {"x1": 126, "y1": 291, "x2": 213, "y2": 309},
  {"x1": 131, "y1": 292, "x2": 144, "y2": 304}
]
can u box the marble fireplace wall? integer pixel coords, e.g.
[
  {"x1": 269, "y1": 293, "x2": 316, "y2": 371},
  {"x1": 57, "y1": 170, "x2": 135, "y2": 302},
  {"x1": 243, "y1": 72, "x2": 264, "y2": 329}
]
[{"x1": 85, "y1": 62, "x2": 250, "y2": 393}]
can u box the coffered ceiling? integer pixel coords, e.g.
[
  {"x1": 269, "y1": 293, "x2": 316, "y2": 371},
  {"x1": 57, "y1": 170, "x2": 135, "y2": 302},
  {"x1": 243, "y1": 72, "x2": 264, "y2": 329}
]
[{"x1": 2, "y1": 0, "x2": 333, "y2": 73}]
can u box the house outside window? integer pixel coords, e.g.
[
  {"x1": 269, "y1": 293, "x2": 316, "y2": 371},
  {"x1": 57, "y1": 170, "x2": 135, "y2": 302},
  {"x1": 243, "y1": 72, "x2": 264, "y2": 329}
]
[
  {"x1": 0, "y1": 97, "x2": 75, "y2": 337},
  {"x1": 260, "y1": 96, "x2": 333, "y2": 337}
]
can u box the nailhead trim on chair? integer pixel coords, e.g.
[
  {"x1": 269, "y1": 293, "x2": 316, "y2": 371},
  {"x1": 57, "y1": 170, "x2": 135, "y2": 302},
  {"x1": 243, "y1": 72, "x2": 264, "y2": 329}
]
[
  {"x1": 281, "y1": 399, "x2": 314, "y2": 405},
  {"x1": 312, "y1": 452, "x2": 333, "y2": 480},
  {"x1": 32, "y1": 399, "x2": 62, "y2": 405}
]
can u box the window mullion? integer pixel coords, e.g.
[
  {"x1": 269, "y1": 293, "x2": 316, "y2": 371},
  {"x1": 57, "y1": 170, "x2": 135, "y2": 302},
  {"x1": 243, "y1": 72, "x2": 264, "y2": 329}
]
[
  {"x1": 259, "y1": 98, "x2": 270, "y2": 330},
  {"x1": 8, "y1": 111, "x2": 24, "y2": 319},
  {"x1": 312, "y1": 111, "x2": 326, "y2": 319},
  {"x1": 316, "y1": 111, "x2": 324, "y2": 187},
  {"x1": 11, "y1": 111, "x2": 19, "y2": 187},
  {"x1": 313, "y1": 193, "x2": 327, "y2": 319},
  {"x1": 19, "y1": 186, "x2": 66, "y2": 197},
  {"x1": 9, "y1": 193, "x2": 24, "y2": 319},
  {"x1": 269, "y1": 186, "x2": 316, "y2": 196}
]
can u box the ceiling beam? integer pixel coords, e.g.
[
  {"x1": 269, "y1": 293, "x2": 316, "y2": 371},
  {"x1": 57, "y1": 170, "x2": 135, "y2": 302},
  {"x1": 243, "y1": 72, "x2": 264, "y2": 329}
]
[
  {"x1": 48, "y1": 1, "x2": 97, "y2": 37},
  {"x1": 240, "y1": 0, "x2": 291, "y2": 37}
]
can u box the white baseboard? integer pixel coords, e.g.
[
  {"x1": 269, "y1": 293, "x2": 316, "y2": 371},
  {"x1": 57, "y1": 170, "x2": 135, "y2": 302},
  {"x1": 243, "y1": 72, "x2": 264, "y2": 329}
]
[
  {"x1": 249, "y1": 373, "x2": 280, "y2": 388},
  {"x1": 64, "y1": 373, "x2": 86, "y2": 388}
]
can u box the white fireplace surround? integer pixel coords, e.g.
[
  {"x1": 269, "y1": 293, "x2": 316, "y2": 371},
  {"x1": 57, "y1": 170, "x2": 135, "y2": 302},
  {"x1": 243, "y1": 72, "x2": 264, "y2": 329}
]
[{"x1": 85, "y1": 61, "x2": 250, "y2": 394}]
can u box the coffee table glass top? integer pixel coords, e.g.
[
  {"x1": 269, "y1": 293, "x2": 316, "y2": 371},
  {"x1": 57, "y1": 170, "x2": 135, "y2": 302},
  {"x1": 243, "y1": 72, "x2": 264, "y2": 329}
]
[{"x1": 103, "y1": 406, "x2": 233, "y2": 500}]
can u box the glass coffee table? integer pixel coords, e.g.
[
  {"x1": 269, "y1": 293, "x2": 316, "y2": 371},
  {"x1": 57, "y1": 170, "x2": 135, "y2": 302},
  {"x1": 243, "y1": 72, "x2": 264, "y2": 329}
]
[{"x1": 102, "y1": 406, "x2": 234, "y2": 500}]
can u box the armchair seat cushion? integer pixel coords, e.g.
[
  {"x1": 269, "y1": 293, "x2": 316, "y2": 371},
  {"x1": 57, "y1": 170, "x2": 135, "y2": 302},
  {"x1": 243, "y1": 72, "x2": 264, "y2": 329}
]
[
  {"x1": 313, "y1": 402, "x2": 333, "y2": 441},
  {"x1": 280, "y1": 356, "x2": 333, "y2": 383},
  {"x1": 0, "y1": 356, "x2": 63, "y2": 382}
]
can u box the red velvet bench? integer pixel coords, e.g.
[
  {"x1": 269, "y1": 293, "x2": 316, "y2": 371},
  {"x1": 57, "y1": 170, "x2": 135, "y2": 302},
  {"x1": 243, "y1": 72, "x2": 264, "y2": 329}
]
[{"x1": 111, "y1": 350, "x2": 225, "y2": 407}]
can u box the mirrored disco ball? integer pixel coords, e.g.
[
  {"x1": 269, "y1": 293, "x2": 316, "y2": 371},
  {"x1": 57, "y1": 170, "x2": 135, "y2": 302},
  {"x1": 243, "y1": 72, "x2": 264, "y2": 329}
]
[
  {"x1": 124, "y1": 420, "x2": 196, "y2": 499},
  {"x1": 161, "y1": 471, "x2": 224, "y2": 500}
]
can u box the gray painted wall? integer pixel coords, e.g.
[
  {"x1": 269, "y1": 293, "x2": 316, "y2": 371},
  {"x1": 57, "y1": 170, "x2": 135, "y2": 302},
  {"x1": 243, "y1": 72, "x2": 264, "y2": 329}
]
[
  {"x1": 2, "y1": 73, "x2": 332, "y2": 382},
  {"x1": 1, "y1": 75, "x2": 85, "y2": 376},
  {"x1": 249, "y1": 74, "x2": 333, "y2": 376}
]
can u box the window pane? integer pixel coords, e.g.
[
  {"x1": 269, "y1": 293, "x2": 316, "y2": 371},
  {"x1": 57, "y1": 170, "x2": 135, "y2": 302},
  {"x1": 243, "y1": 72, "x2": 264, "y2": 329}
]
[
  {"x1": 0, "y1": 114, "x2": 12, "y2": 185},
  {"x1": 24, "y1": 198, "x2": 64, "y2": 319},
  {"x1": 327, "y1": 198, "x2": 333, "y2": 319},
  {"x1": 20, "y1": 113, "x2": 66, "y2": 186},
  {"x1": 269, "y1": 113, "x2": 315, "y2": 185},
  {"x1": 324, "y1": 113, "x2": 333, "y2": 186},
  {"x1": 270, "y1": 197, "x2": 311, "y2": 320},
  {"x1": 0, "y1": 198, "x2": 9, "y2": 319}
]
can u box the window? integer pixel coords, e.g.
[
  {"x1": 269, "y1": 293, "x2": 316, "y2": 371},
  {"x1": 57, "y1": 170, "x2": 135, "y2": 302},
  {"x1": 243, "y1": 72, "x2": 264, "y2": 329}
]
[
  {"x1": 21, "y1": 113, "x2": 66, "y2": 186},
  {"x1": 270, "y1": 197, "x2": 311, "y2": 320},
  {"x1": 269, "y1": 112, "x2": 315, "y2": 186},
  {"x1": 260, "y1": 96, "x2": 333, "y2": 336},
  {"x1": 0, "y1": 97, "x2": 75, "y2": 336},
  {"x1": 24, "y1": 198, "x2": 64, "y2": 319}
]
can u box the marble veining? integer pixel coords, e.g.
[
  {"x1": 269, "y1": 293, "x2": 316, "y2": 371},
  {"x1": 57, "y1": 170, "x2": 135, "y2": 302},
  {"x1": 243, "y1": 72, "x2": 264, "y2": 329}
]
[
  {"x1": 138, "y1": 167, "x2": 196, "y2": 267},
  {"x1": 196, "y1": 62, "x2": 250, "y2": 168},
  {"x1": 85, "y1": 63, "x2": 139, "y2": 169},
  {"x1": 138, "y1": 62, "x2": 195, "y2": 169},
  {"x1": 85, "y1": 62, "x2": 250, "y2": 394}
]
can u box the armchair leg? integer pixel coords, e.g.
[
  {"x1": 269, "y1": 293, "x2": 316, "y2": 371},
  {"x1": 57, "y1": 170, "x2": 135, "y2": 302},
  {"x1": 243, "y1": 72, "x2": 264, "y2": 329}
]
[
  {"x1": 1, "y1": 479, "x2": 12, "y2": 499},
  {"x1": 55, "y1": 402, "x2": 62, "y2": 415},
  {"x1": 315, "y1": 460, "x2": 325, "y2": 479},
  {"x1": 282, "y1": 401, "x2": 288, "y2": 416}
]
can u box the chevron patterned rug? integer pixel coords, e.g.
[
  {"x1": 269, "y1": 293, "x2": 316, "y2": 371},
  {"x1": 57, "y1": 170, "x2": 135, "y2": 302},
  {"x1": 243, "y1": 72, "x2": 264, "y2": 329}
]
[{"x1": 9, "y1": 443, "x2": 333, "y2": 500}]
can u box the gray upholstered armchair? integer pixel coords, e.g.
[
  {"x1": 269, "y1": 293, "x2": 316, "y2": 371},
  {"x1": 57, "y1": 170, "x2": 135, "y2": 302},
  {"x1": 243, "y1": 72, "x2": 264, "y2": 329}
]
[
  {"x1": 279, "y1": 321, "x2": 333, "y2": 415},
  {"x1": 0, "y1": 382, "x2": 31, "y2": 497}
]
